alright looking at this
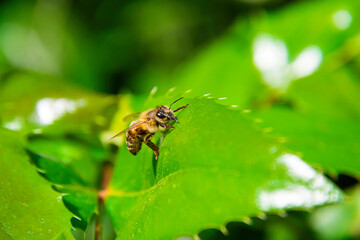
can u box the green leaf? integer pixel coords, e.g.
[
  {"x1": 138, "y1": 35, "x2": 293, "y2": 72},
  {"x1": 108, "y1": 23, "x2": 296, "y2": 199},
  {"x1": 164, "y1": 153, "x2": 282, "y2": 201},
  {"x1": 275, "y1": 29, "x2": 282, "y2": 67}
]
[
  {"x1": 105, "y1": 97, "x2": 343, "y2": 240},
  {"x1": 26, "y1": 135, "x2": 108, "y2": 230},
  {"x1": 134, "y1": 0, "x2": 360, "y2": 108},
  {"x1": 0, "y1": 73, "x2": 116, "y2": 136},
  {"x1": 61, "y1": 188, "x2": 98, "y2": 229},
  {"x1": 0, "y1": 128, "x2": 73, "y2": 239},
  {"x1": 164, "y1": 36, "x2": 264, "y2": 108},
  {"x1": 27, "y1": 136, "x2": 108, "y2": 186},
  {"x1": 253, "y1": 107, "x2": 360, "y2": 176},
  {"x1": 0, "y1": 72, "x2": 116, "y2": 235},
  {"x1": 0, "y1": 72, "x2": 117, "y2": 234},
  {"x1": 134, "y1": 22, "x2": 265, "y2": 109},
  {"x1": 285, "y1": 66, "x2": 360, "y2": 121},
  {"x1": 310, "y1": 186, "x2": 360, "y2": 240},
  {"x1": 251, "y1": 0, "x2": 360, "y2": 57}
]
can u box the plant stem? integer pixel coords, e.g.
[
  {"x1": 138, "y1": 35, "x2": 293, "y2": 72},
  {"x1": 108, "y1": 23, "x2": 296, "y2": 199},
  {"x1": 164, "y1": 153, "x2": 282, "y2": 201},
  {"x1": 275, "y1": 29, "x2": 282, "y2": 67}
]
[{"x1": 95, "y1": 162, "x2": 114, "y2": 240}]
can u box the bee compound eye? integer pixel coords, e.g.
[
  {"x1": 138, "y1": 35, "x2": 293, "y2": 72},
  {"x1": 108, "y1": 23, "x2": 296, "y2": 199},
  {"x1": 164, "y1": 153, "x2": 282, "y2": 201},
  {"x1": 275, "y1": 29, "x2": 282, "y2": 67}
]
[{"x1": 156, "y1": 112, "x2": 166, "y2": 119}]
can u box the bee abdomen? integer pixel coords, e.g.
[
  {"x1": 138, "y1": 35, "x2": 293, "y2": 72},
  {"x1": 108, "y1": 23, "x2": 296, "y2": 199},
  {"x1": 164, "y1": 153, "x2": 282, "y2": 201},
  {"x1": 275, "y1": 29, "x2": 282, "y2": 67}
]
[{"x1": 126, "y1": 130, "x2": 142, "y2": 156}]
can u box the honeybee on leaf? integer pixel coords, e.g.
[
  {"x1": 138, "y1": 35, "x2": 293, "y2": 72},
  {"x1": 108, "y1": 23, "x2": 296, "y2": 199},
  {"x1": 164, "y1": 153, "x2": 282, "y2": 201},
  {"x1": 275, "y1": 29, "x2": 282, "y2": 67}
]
[{"x1": 110, "y1": 97, "x2": 189, "y2": 159}]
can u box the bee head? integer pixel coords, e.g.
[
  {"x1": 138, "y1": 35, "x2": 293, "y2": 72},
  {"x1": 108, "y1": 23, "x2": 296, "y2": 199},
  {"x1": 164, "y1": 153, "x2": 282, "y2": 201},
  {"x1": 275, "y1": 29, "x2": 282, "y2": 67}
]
[
  {"x1": 155, "y1": 97, "x2": 185, "y2": 124},
  {"x1": 155, "y1": 105, "x2": 178, "y2": 123}
]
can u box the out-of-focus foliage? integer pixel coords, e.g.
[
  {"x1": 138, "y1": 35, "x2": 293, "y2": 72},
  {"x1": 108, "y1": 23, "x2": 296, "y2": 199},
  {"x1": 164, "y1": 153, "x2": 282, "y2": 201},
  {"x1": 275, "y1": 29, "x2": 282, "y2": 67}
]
[
  {"x1": 0, "y1": 129, "x2": 73, "y2": 239},
  {"x1": 311, "y1": 186, "x2": 360, "y2": 240},
  {"x1": 0, "y1": 72, "x2": 116, "y2": 239},
  {"x1": 0, "y1": 0, "x2": 240, "y2": 92},
  {"x1": 0, "y1": 73, "x2": 116, "y2": 135},
  {"x1": 0, "y1": 0, "x2": 360, "y2": 239},
  {"x1": 253, "y1": 107, "x2": 360, "y2": 176}
]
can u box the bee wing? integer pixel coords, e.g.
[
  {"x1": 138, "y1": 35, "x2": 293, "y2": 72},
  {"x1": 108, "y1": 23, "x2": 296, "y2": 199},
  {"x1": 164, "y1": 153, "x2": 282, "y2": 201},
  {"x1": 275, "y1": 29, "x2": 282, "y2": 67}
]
[
  {"x1": 122, "y1": 112, "x2": 142, "y2": 124},
  {"x1": 109, "y1": 119, "x2": 150, "y2": 140}
]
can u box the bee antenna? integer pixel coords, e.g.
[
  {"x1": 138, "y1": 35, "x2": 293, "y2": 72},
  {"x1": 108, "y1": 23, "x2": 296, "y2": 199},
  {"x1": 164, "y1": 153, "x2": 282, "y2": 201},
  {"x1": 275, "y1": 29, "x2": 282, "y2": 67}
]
[{"x1": 169, "y1": 97, "x2": 184, "y2": 110}]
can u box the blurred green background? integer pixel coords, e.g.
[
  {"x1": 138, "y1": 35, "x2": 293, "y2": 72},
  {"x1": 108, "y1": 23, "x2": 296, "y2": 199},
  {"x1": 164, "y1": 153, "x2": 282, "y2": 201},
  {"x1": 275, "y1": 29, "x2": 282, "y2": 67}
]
[
  {"x1": 1, "y1": 0, "x2": 360, "y2": 239},
  {"x1": 0, "y1": 0, "x2": 303, "y2": 94}
]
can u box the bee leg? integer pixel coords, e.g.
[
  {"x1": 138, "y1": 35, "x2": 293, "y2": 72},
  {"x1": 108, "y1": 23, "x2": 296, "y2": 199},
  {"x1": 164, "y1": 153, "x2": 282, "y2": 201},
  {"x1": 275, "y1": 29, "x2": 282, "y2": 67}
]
[
  {"x1": 172, "y1": 104, "x2": 189, "y2": 112},
  {"x1": 144, "y1": 140, "x2": 159, "y2": 159},
  {"x1": 143, "y1": 134, "x2": 159, "y2": 159},
  {"x1": 159, "y1": 123, "x2": 175, "y2": 129}
]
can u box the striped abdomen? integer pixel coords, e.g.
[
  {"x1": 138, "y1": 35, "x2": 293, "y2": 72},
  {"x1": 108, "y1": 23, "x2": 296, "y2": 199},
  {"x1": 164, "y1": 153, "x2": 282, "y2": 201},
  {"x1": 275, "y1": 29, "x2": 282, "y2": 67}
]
[{"x1": 126, "y1": 129, "x2": 142, "y2": 155}]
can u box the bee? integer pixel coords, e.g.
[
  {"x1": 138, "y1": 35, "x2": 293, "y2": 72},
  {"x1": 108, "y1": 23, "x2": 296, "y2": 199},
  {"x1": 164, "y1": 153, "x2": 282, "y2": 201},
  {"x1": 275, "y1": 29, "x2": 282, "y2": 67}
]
[{"x1": 110, "y1": 97, "x2": 189, "y2": 159}]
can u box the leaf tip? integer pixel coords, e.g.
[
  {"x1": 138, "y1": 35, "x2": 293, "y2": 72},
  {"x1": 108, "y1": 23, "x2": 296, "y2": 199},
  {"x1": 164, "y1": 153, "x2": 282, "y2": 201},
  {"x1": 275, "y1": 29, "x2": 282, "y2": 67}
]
[
  {"x1": 242, "y1": 216, "x2": 252, "y2": 225},
  {"x1": 194, "y1": 234, "x2": 201, "y2": 240},
  {"x1": 185, "y1": 89, "x2": 192, "y2": 94},
  {"x1": 219, "y1": 225, "x2": 229, "y2": 236},
  {"x1": 149, "y1": 86, "x2": 158, "y2": 97},
  {"x1": 165, "y1": 87, "x2": 177, "y2": 97},
  {"x1": 257, "y1": 212, "x2": 267, "y2": 220},
  {"x1": 277, "y1": 210, "x2": 288, "y2": 218}
]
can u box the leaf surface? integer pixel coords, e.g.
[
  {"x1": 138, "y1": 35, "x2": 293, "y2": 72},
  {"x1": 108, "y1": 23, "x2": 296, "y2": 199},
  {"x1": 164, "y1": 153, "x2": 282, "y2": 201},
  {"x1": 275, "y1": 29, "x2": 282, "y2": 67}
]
[
  {"x1": 26, "y1": 136, "x2": 107, "y2": 232},
  {"x1": 105, "y1": 97, "x2": 343, "y2": 239},
  {"x1": 253, "y1": 107, "x2": 360, "y2": 176},
  {"x1": 0, "y1": 128, "x2": 73, "y2": 240}
]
